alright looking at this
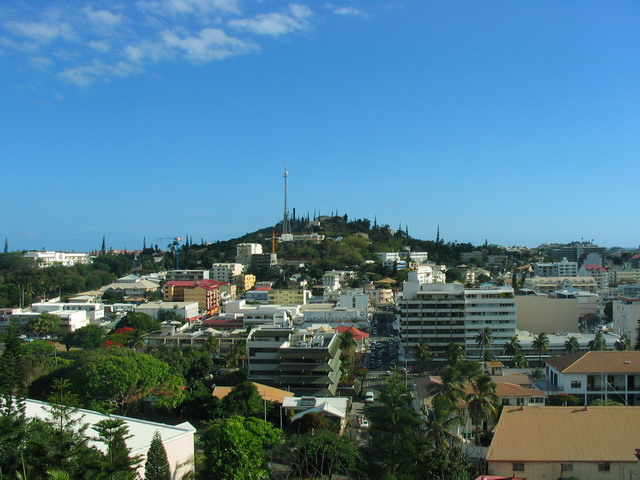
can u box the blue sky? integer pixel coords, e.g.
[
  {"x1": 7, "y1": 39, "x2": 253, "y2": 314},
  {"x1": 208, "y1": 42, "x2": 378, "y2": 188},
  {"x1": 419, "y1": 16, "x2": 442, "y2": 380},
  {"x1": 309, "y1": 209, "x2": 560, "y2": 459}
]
[{"x1": 2, "y1": 0, "x2": 639, "y2": 252}]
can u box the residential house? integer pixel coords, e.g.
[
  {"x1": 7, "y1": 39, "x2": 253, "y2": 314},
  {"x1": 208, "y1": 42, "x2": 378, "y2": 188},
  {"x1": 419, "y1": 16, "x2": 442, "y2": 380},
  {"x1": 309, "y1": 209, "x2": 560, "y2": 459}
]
[
  {"x1": 486, "y1": 406, "x2": 640, "y2": 479},
  {"x1": 544, "y1": 351, "x2": 640, "y2": 405}
]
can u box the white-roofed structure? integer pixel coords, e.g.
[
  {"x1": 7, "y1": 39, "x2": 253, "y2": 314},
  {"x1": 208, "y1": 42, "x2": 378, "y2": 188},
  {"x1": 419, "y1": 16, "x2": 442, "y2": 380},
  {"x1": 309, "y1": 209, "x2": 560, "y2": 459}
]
[
  {"x1": 282, "y1": 396, "x2": 349, "y2": 430},
  {"x1": 25, "y1": 399, "x2": 195, "y2": 479}
]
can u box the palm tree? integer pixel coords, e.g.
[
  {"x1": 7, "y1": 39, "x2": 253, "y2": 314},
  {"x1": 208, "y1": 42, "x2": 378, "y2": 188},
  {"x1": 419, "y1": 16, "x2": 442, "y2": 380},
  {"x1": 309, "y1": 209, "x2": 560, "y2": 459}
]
[
  {"x1": 427, "y1": 365, "x2": 465, "y2": 411},
  {"x1": 423, "y1": 395, "x2": 465, "y2": 449},
  {"x1": 415, "y1": 340, "x2": 432, "y2": 376},
  {"x1": 503, "y1": 336, "x2": 521, "y2": 365},
  {"x1": 205, "y1": 335, "x2": 220, "y2": 355},
  {"x1": 589, "y1": 332, "x2": 607, "y2": 351},
  {"x1": 445, "y1": 343, "x2": 465, "y2": 367},
  {"x1": 513, "y1": 353, "x2": 528, "y2": 369},
  {"x1": 615, "y1": 334, "x2": 631, "y2": 351},
  {"x1": 564, "y1": 336, "x2": 580, "y2": 354},
  {"x1": 339, "y1": 331, "x2": 357, "y2": 365},
  {"x1": 475, "y1": 328, "x2": 494, "y2": 360},
  {"x1": 466, "y1": 374, "x2": 499, "y2": 441},
  {"x1": 532, "y1": 332, "x2": 549, "y2": 367},
  {"x1": 458, "y1": 360, "x2": 483, "y2": 384}
]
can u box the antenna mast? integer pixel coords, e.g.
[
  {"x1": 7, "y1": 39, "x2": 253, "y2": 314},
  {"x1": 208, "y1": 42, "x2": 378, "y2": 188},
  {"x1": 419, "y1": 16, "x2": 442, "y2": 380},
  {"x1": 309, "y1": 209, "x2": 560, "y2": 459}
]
[{"x1": 283, "y1": 166, "x2": 291, "y2": 236}]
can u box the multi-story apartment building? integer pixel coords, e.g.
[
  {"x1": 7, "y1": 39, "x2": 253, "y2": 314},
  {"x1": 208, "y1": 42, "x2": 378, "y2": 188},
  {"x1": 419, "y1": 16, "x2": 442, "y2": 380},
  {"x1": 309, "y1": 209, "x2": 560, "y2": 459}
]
[
  {"x1": 551, "y1": 243, "x2": 606, "y2": 267},
  {"x1": 376, "y1": 251, "x2": 429, "y2": 264},
  {"x1": 251, "y1": 253, "x2": 278, "y2": 267},
  {"x1": 23, "y1": 251, "x2": 92, "y2": 267},
  {"x1": 534, "y1": 258, "x2": 578, "y2": 277},
  {"x1": 398, "y1": 275, "x2": 516, "y2": 364},
  {"x1": 613, "y1": 297, "x2": 640, "y2": 348},
  {"x1": 163, "y1": 280, "x2": 223, "y2": 314},
  {"x1": 268, "y1": 289, "x2": 310, "y2": 306},
  {"x1": 545, "y1": 351, "x2": 640, "y2": 405},
  {"x1": 165, "y1": 270, "x2": 210, "y2": 282},
  {"x1": 210, "y1": 263, "x2": 244, "y2": 283},
  {"x1": 247, "y1": 325, "x2": 342, "y2": 396},
  {"x1": 30, "y1": 302, "x2": 105, "y2": 324},
  {"x1": 523, "y1": 276, "x2": 597, "y2": 294},
  {"x1": 236, "y1": 243, "x2": 263, "y2": 265}
]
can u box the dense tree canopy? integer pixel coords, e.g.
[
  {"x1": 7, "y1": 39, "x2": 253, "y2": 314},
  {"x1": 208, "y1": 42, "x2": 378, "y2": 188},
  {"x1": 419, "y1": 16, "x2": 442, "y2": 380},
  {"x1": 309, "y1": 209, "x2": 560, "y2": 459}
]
[{"x1": 71, "y1": 347, "x2": 185, "y2": 413}]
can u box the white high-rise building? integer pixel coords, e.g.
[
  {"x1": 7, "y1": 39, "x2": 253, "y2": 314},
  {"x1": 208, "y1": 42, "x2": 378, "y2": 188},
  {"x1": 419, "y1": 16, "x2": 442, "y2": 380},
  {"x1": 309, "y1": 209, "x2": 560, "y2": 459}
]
[
  {"x1": 236, "y1": 243, "x2": 263, "y2": 265},
  {"x1": 398, "y1": 278, "x2": 516, "y2": 365},
  {"x1": 211, "y1": 263, "x2": 244, "y2": 283}
]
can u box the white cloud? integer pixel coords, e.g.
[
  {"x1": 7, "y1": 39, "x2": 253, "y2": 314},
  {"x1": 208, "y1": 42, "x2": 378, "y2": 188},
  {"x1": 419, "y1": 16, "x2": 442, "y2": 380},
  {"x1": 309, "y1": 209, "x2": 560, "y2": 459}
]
[
  {"x1": 84, "y1": 8, "x2": 126, "y2": 27},
  {"x1": 228, "y1": 4, "x2": 312, "y2": 36},
  {"x1": 2, "y1": 1, "x2": 322, "y2": 86},
  {"x1": 88, "y1": 40, "x2": 111, "y2": 53},
  {"x1": 31, "y1": 56, "x2": 52, "y2": 69},
  {"x1": 160, "y1": 27, "x2": 258, "y2": 62},
  {"x1": 289, "y1": 4, "x2": 312, "y2": 19},
  {"x1": 327, "y1": 5, "x2": 367, "y2": 17},
  {"x1": 137, "y1": 0, "x2": 241, "y2": 16},
  {"x1": 59, "y1": 59, "x2": 141, "y2": 86},
  {"x1": 3, "y1": 20, "x2": 75, "y2": 44}
]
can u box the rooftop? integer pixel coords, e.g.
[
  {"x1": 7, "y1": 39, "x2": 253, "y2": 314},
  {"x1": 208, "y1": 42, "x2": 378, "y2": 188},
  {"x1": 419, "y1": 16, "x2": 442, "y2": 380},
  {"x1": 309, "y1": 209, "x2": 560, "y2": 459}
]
[
  {"x1": 212, "y1": 382, "x2": 294, "y2": 404},
  {"x1": 26, "y1": 399, "x2": 195, "y2": 455},
  {"x1": 487, "y1": 406, "x2": 640, "y2": 462},
  {"x1": 545, "y1": 351, "x2": 640, "y2": 374}
]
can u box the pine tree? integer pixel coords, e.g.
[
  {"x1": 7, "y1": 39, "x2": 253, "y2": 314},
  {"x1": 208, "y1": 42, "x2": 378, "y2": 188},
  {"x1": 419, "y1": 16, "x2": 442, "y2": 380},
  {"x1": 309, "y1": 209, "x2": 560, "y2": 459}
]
[
  {"x1": 101, "y1": 235, "x2": 106, "y2": 255},
  {"x1": 3, "y1": 237, "x2": 7, "y2": 253},
  {"x1": 0, "y1": 326, "x2": 27, "y2": 417},
  {"x1": 0, "y1": 327, "x2": 27, "y2": 476},
  {"x1": 144, "y1": 430, "x2": 171, "y2": 480},
  {"x1": 94, "y1": 418, "x2": 140, "y2": 480}
]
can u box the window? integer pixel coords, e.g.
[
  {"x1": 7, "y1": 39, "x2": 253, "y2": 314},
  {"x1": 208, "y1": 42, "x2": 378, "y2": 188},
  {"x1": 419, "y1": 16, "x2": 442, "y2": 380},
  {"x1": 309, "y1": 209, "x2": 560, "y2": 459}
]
[
  {"x1": 571, "y1": 380, "x2": 582, "y2": 388},
  {"x1": 561, "y1": 463, "x2": 573, "y2": 472},
  {"x1": 512, "y1": 463, "x2": 524, "y2": 471},
  {"x1": 598, "y1": 462, "x2": 611, "y2": 472},
  {"x1": 516, "y1": 398, "x2": 525, "y2": 406}
]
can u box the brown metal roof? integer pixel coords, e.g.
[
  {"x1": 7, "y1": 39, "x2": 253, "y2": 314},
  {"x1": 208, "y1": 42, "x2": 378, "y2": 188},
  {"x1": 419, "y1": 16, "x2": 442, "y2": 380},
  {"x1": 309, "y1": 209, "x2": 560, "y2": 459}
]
[
  {"x1": 212, "y1": 382, "x2": 294, "y2": 404},
  {"x1": 487, "y1": 406, "x2": 640, "y2": 462},
  {"x1": 546, "y1": 351, "x2": 640, "y2": 374}
]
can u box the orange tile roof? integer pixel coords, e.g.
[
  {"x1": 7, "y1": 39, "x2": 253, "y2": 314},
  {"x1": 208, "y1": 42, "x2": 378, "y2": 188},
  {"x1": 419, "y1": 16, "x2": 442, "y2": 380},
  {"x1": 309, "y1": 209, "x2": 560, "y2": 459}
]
[
  {"x1": 487, "y1": 406, "x2": 640, "y2": 462},
  {"x1": 212, "y1": 382, "x2": 294, "y2": 404},
  {"x1": 465, "y1": 382, "x2": 544, "y2": 398},
  {"x1": 546, "y1": 351, "x2": 640, "y2": 374}
]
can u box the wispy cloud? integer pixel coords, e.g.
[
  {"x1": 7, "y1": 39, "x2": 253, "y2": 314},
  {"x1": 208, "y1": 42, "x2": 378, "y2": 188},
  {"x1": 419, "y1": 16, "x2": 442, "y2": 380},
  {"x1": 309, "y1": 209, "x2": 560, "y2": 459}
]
[
  {"x1": 0, "y1": 1, "x2": 354, "y2": 86},
  {"x1": 326, "y1": 4, "x2": 368, "y2": 17},
  {"x1": 228, "y1": 4, "x2": 312, "y2": 36},
  {"x1": 137, "y1": 0, "x2": 242, "y2": 16},
  {"x1": 3, "y1": 20, "x2": 75, "y2": 44},
  {"x1": 84, "y1": 8, "x2": 126, "y2": 28}
]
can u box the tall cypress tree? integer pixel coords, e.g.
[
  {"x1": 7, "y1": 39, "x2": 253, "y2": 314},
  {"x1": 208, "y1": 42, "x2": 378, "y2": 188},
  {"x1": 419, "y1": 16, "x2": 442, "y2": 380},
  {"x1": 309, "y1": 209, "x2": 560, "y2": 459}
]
[
  {"x1": 144, "y1": 430, "x2": 171, "y2": 480},
  {"x1": 0, "y1": 327, "x2": 27, "y2": 476},
  {"x1": 0, "y1": 326, "x2": 26, "y2": 417}
]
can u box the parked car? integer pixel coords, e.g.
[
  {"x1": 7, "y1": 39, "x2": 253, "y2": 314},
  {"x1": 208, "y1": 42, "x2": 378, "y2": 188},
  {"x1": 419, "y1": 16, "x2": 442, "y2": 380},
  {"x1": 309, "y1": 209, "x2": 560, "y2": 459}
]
[
  {"x1": 364, "y1": 391, "x2": 375, "y2": 404},
  {"x1": 360, "y1": 418, "x2": 369, "y2": 429}
]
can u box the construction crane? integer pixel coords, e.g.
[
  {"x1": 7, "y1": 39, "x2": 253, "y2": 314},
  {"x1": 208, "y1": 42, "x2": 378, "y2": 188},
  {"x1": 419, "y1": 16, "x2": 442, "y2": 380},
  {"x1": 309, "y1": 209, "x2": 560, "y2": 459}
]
[{"x1": 154, "y1": 237, "x2": 183, "y2": 269}]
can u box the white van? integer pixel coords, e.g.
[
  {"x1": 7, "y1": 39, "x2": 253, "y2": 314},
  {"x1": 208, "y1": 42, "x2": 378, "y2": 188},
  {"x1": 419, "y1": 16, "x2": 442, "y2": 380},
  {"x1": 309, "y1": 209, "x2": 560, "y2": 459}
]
[{"x1": 364, "y1": 391, "x2": 375, "y2": 404}]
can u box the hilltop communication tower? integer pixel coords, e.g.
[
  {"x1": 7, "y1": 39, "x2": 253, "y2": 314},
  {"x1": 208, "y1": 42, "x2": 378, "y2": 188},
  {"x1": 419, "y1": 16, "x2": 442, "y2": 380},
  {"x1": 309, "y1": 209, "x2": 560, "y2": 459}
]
[{"x1": 282, "y1": 166, "x2": 292, "y2": 237}]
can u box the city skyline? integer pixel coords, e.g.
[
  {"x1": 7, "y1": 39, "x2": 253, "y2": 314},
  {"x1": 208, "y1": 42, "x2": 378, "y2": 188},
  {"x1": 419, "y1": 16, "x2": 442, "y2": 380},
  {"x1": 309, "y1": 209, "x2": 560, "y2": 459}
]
[{"x1": 2, "y1": 1, "x2": 639, "y2": 251}]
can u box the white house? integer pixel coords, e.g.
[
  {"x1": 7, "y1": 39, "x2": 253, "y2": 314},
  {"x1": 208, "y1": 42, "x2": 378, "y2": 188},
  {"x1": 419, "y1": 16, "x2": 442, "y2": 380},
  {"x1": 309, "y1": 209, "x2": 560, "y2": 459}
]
[
  {"x1": 23, "y1": 251, "x2": 92, "y2": 267},
  {"x1": 25, "y1": 399, "x2": 195, "y2": 479},
  {"x1": 544, "y1": 351, "x2": 640, "y2": 405}
]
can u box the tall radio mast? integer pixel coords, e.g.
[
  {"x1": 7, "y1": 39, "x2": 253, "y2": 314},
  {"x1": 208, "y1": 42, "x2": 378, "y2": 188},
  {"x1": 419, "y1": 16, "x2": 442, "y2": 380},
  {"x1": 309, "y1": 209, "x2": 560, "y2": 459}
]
[{"x1": 282, "y1": 166, "x2": 291, "y2": 236}]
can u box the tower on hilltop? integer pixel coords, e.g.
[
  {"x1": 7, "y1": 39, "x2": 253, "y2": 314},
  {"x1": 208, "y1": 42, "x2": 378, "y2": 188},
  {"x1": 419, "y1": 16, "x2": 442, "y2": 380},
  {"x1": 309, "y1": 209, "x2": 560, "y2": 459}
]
[{"x1": 282, "y1": 166, "x2": 292, "y2": 237}]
